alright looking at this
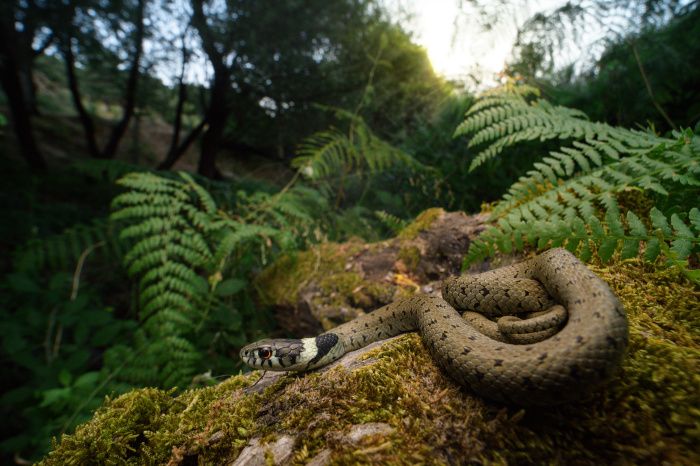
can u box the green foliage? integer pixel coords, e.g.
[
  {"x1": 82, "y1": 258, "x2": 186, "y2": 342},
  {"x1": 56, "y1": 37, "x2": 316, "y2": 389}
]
[
  {"x1": 0, "y1": 264, "x2": 136, "y2": 456},
  {"x1": 105, "y1": 171, "x2": 328, "y2": 388},
  {"x1": 454, "y1": 83, "x2": 663, "y2": 171},
  {"x1": 459, "y1": 86, "x2": 700, "y2": 280},
  {"x1": 15, "y1": 217, "x2": 126, "y2": 272},
  {"x1": 536, "y1": 5, "x2": 700, "y2": 133}
]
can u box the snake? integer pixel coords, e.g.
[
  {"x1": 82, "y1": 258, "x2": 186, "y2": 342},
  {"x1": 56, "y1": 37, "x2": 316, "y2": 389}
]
[{"x1": 240, "y1": 248, "x2": 629, "y2": 406}]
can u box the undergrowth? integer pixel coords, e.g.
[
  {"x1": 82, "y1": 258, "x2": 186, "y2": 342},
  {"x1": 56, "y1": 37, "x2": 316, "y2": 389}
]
[{"x1": 456, "y1": 84, "x2": 700, "y2": 282}]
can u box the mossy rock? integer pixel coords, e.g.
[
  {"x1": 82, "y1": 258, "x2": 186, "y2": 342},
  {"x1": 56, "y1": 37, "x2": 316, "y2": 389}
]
[{"x1": 40, "y1": 260, "x2": 699, "y2": 465}]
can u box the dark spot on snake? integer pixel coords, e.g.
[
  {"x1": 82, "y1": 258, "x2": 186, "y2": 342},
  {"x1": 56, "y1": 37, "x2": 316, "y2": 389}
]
[
  {"x1": 290, "y1": 355, "x2": 297, "y2": 365},
  {"x1": 494, "y1": 359, "x2": 503, "y2": 367},
  {"x1": 538, "y1": 352, "x2": 547, "y2": 361},
  {"x1": 469, "y1": 336, "x2": 477, "y2": 341},
  {"x1": 606, "y1": 336, "x2": 617, "y2": 348},
  {"x1": 576, "y1": 336, "x2": 584, "y2": 344},
  {"x1": 474, "y1": 369, "x2": 484, "y2": 381},
  {"x1": 352, "y1": 328, "x2": 357, "y2": 333},
  {"x1": 440, "y1": 331, "x2": 448, "y2": 341},
  {"x1": 480, "y1": 287, "x2": 490, "y2": 296},
  {"x1": 363, "y1": 335, "x2": 367, "y2": 342},
  {"x1": 267, "y1": 359, "x2": 273, "y2": 368},
  {"x1": 379, "y1": 317, "x2": 383, "y2": 323},
  {"x1": 593, "y1": 311, "x2": 601, "y2": 318},
  {"x1": 574, "y1": 299, "x2": 582, "y2": 304},
  {"x1": 388, "y1": 323, "x2": 393, "y2": 331},
  {"x1": 495, "y1": 346, "x2": 503, "y2": 351},
  {"x1": 462, "y1": 347, "x2": 471, "y2": 355},
  {"x1": 364, "y1": 323, "x2": 369, "y2": 328},
  {"x1": 525, "y1": 346, "x2": 533, "y2": 351}
]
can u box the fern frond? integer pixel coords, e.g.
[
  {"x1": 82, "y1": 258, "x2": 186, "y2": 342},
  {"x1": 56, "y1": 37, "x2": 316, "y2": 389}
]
[
  {"x1": 375, "y1": 210, "x2": 408, "y2": 234},
  {"x1": 15, "y1": 217, "x2": 126, "y2": 271},
  {"x1": 459, "y1": 85, "x2": 699, "y2": 276},
  {"x1": 293, "y1": 119, "x2": 424, "y2": 180},
  {"x1": 467, "y1": 206, "x2": 700, "y2": 281},
  {"x1": 457, "y1": 85, "x2": 665, "y2": 171}
]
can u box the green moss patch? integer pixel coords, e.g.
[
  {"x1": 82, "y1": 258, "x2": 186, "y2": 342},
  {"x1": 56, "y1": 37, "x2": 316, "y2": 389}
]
[
  {"x1": 41, "y1": 260, "x2": 699, "y2": 465},
  {"x1": 398, "y1": 207, "x2": 443, "y2": 240}
]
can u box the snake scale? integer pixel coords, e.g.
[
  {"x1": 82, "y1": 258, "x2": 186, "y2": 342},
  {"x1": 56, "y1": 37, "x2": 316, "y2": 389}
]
[{"x1": 241, "y1": 248, "x2": 629, "y2": 406}]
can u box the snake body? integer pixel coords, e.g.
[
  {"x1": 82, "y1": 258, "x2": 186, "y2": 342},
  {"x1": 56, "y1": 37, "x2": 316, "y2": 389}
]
[{"x1": 241, "y1": 248, "x2": 629, "y2": 406}]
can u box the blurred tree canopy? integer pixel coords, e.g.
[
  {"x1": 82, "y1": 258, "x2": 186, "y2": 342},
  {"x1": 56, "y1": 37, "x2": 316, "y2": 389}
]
[{"x1": 0, "y1": 0, "x2": 449, "y2": 177}]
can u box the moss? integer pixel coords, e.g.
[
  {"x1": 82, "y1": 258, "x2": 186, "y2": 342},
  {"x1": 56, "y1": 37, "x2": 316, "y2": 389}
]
[
  {"x1": 397, "y1": 245, "x2": 421, "y2": 272},
  {"x1": 38, "y1": 375, "x2": 278, "y2": 465},
  {"x1": 41, "y1": 260, "x2": 700, "y2": 465},
  {"x1": 254, "y1": 241, "x2": 363, "y2": 307},
  {"x1": 398, "y1": 207, "x2": 443, "y2": 240}
]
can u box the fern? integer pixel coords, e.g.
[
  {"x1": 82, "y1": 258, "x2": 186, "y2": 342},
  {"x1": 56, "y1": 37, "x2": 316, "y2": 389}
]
[
  {"x1": 375, "y1": 210, "x2": 409, "y2": 234},
  {"x1": 14, "y1": 217, "x2": 127, "y2": 272},
  {"x1": 455, "y1": 86, "x2": 664, "y2": 171},
  {"x1": 107, "y1": 170, "x2": 329, "y2": 387},
  {"x1": 458, "y1": 85, "x2": 700, "y2": 281},
  {"x1": 293, "y1": 113, "x2": 426, "y2": 181}
]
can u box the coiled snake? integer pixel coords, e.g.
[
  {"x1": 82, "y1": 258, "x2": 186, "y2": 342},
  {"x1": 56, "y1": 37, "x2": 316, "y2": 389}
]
[{"x1": 241, "y1": 248, "x2": 628, "y2": 406}]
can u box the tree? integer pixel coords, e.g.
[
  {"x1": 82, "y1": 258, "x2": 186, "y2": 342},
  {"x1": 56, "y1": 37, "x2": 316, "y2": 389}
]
[
  {"x1": 0, "y1": 0, "x2": 53, "y2": 171},
  {"x1": 58, "y1": 0, "x2": 147, "y2": 159}
]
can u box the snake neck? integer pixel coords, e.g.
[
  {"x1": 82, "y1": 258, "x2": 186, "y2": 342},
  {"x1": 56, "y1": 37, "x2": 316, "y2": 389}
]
[{"x1": 301, "y1": 333, "x2": 347, "y2": 370}]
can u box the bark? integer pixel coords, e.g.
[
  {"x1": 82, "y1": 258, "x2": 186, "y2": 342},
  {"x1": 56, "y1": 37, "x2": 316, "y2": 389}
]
[
  {"x1": 62, "y1": 34, "x2": 100, "y2": 158},
  {"x1": 190, "y1": 0, "x2": 232, "y2": 178},
  {"x1": 101, "y1": 0, "x2": 145, "y2": 159},
  {"x1": 158, "y1": 37, "x2": 206, "y2": 170},
  {"x1": 157, "y1": 117, "x2": 208, "y2": 170},
  {"x1": 0, "y1": 6, "x2": 46, "y2": 171}
]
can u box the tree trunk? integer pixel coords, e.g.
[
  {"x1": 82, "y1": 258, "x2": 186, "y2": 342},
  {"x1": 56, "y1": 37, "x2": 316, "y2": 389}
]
[
  {"x1": 62, "y1": 36, "x2": 100, "y2": 158},
  {"x1": 191, "y1": 0, "x2": 232, "y2": 179},
  {"x1": 101, "y1": 0, "x2": 145, "y2": 159},
  {"x1": 197, "y1": 76, "x2": 228, "y2": 178},
  {"x1": 157, "y1": 117, "x2": 208, "y2": 170},
  {"x1": 0, "y1": 10, "x2": 46, "y2": 171}
]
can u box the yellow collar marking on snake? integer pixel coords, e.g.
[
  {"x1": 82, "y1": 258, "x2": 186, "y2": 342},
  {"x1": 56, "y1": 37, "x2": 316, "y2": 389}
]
[{"x1": 240, "y1": 248, "x2": 629, "y2": 406}]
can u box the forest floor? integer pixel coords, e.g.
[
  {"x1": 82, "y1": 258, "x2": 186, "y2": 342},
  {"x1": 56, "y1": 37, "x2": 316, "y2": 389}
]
[{"x1": 39, "y1": 209, "x2": 700, "y2": 465}]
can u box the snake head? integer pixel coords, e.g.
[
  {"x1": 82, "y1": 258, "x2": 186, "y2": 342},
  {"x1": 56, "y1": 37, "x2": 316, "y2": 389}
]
[
  {"x1": 240, "y1": 338, "x2": 308, "y2": 371},
  {"x1": 240, "y1": 334, "x2": 344, "y2": 372}
]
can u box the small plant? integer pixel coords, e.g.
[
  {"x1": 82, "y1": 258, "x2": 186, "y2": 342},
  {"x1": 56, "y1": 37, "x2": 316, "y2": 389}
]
[{"x1": 457, "y1": 84, "x2": 700, "y2": 281}]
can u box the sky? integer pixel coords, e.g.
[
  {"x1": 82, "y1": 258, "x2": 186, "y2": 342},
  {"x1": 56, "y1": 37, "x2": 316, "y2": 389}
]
[{"x1": 384, "y1": 0, "x2": 570, "y2": 88}]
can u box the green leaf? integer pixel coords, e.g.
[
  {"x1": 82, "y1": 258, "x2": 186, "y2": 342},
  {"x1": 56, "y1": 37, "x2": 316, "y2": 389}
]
[
  {"x1": 670, "y1": 214, "x2": 693, "y2": 238},
  {"x1": 74, "y1": 372, "x2": 100, "y2": 389},
  {"x1": 644, "y1": 238, "x2": 661, "y2": 261},
  {"x1": 40, "y1": 387, "x2": 72, "y2": 408},
  {"x1": 650, "y1": 207, "x2": 672, "y2": 236},
  {"x1": 598, "y1": 238, "x2": 618, "y2": 263},
  {"x1": 215, "y1": 278, "x2": 246, "y2": 297},
  {"x1": 689, "y1": 208, "x2": 700, "y2": 231},
  {"x1": 670, "y1": 238, "x2": 692, "y2": 259},
  {"x1": 58, "y1": 369, "x2": 72, "y2": 387},
  {"x1": 620, "y1": 239, "x2": 640, "y2": 259},
  {"x1": 626, "y1": 211, "x2": 647, "y2": 236},
  {"x1": 579, "y1": 241, "x2": 593, "y2": 262},
  {"x1": 588, "y1": 216, "x2": 605, "y2": 238},
  {"x1": 605, "y1": 207, "x2": 624, "y2": 237}
]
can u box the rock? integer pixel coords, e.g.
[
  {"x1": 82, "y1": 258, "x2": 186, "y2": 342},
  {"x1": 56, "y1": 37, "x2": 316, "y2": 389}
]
[{"x1": 230, "y1": 434, "x2": 295, "y2": 466}]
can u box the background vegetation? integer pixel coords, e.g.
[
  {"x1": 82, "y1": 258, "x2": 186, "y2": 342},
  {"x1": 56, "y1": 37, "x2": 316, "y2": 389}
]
[{"x1": 0, "y1": 0, "x2": 698, "y2": 462}]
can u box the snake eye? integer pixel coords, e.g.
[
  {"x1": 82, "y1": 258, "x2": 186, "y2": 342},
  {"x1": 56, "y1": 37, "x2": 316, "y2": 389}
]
[{"x1": 258, "y1": 348, "x2": 272, "y2": 360}]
